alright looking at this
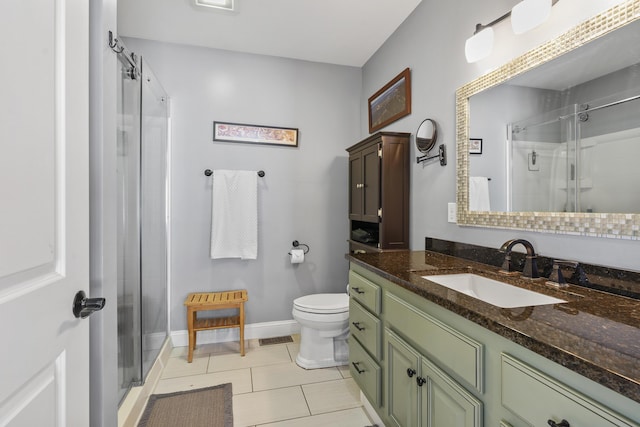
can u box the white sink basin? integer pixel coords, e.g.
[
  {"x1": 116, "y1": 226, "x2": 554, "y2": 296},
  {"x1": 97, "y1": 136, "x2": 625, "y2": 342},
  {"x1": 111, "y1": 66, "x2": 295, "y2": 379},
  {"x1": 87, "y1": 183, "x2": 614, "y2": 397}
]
[{"x1": 423, "y1": 273, "x2": 566, "y2": 308}]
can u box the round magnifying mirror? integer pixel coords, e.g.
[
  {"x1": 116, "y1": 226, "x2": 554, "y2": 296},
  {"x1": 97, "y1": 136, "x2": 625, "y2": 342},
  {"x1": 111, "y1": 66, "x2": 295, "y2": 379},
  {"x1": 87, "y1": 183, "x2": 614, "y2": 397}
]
[{"x1": 416, "y1": 118, "x2": 438, "y2": 154}]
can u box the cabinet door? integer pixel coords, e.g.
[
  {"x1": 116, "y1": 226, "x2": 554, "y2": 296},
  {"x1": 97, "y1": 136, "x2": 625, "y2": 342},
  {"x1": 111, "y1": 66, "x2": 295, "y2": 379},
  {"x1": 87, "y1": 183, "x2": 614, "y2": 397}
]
[
  {"x1": 420, "y1": 356, "x2": 483, "y2": 427},
  {"x1": 379, "y1": 136, "x2": 409, "y2": 248},
  {"x1": 386, "y1": 329, "x2": 420, "y2": 427},
  {"x1": 361, "y1": 144, "x2": 381, "y2": 222},
  {"x1": 349, "y1": 152, "x2": 363, "y2": 219}
]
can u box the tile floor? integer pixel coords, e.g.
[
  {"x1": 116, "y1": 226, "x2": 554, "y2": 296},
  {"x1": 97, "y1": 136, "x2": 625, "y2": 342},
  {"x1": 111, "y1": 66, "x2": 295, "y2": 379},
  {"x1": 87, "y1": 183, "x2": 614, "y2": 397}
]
[{"x1": 151, "y1": 336, "x2": 375, "y2": 426}]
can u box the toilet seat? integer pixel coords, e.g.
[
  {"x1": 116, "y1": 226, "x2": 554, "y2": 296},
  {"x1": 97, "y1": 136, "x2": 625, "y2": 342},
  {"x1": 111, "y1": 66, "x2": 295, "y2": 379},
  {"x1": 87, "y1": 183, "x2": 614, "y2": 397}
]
[{"x1": 293, "y1": 293, "x2": 349, "y2": 314}]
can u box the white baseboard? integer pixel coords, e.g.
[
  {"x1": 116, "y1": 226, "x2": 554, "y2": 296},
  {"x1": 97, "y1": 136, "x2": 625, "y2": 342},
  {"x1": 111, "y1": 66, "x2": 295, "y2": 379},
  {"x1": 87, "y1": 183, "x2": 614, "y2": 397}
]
[
  {"x1": 143, "y1": 332, "x2": 169, "y2": 351},
  {"x1": 170, "y1": 319, "x2": 301, "y2": 348}
]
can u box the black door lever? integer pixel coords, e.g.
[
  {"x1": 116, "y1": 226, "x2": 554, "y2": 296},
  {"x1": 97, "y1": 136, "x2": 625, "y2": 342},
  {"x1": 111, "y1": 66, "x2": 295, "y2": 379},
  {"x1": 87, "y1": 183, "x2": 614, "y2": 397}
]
[{"x1": 73, "y1": 290, "x2": 106, "y2": 319}]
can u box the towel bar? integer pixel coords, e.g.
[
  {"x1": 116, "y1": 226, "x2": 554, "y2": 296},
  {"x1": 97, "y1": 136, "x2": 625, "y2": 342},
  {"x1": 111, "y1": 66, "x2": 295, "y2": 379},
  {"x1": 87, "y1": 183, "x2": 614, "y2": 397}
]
[{"x1": 204, "y1": 169, "x2": 265, "y2": 177}]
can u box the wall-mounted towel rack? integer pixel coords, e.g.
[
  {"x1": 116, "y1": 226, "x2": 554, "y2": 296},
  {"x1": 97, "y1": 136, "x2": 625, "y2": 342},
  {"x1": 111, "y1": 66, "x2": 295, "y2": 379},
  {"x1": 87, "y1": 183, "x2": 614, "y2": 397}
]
[{"x1": 204, "y1": 169, "x2": 265, "y2": 177}]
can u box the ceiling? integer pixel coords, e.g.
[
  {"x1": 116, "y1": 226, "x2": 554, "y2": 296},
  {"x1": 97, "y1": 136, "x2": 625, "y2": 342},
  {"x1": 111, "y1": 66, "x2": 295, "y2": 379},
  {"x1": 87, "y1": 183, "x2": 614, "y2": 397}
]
[{"x1": 117, "y1": 0, "x2": 423, "y2": 67}]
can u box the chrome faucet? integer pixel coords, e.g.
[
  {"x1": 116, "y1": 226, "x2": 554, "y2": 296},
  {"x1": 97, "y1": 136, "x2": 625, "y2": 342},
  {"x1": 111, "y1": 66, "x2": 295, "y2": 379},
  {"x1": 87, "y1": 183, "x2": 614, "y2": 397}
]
[{"x1": 499, "y1": 239, "x2": 540, "y2": 279}]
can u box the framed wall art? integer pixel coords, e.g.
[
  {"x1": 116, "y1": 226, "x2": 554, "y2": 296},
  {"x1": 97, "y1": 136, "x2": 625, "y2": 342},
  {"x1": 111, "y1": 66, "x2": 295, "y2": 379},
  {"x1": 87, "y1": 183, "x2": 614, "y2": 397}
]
[
  {"x1": 469, "y1": 138, "x2": 483, "y2": 154},
  {"x1": 368, "y1": 68, "x2": 411, "y2": 133},
  {"x1": 213, "y1": 121, "x2": 299, "y2": 147}
]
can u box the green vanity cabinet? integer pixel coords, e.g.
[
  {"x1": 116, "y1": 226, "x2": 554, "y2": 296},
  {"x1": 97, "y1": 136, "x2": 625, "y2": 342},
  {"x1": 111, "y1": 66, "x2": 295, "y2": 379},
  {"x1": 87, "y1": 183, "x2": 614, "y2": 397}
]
[
  {"x1": 348, "y1": 268, "x2": 384, "y2": 409},
  {"x1": 348, "y1": 262, "x2": 640, "y2": 427},
  {"x1": 386, "y1": 329, "x2": 482, "y2": 427},
  {"x1": 501, "y1": 354, "x2": 638, "y2": 427},
  {"x1": 349, "y1": 335, "x2": 382, "y2": 406},
  {"x1": 386, "y1": 329, "x2": 420, "y2": 426},
  {"x1": 350, "y1": 298, "x2": 381, "y2": 359},
  {"x1": 384, "y1": 292, "x2": 483, "y2": 393},
  {"x1": 348, "y1": 269, "x2": 381, "y2": 315}
]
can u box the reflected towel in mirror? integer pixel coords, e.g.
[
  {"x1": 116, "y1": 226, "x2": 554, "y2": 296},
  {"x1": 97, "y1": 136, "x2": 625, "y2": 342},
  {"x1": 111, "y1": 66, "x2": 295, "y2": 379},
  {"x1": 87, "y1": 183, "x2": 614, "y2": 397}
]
[{"x1": 469, "y1": 176, "x2": 491, "y2": 211}]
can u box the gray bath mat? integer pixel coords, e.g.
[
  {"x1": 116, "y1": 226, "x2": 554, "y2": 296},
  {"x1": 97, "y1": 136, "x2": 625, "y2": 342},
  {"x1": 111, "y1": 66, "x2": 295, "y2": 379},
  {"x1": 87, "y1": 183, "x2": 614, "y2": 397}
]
[{"x1": 138, "y1": 383, "x2": 233, "y2": 427}]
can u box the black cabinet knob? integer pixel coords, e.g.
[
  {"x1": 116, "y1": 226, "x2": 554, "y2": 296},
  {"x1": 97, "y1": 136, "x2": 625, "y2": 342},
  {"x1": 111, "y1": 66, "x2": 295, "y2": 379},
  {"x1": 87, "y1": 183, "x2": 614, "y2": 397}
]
[
  {"x1": 416, "y1": 376, "x2": 426, "y2": 387},
  {"x1": 548, "y1": 419, "x2": 570, "y2": 427},
  {"x1": 407, "y1": 368, "x2": 416, "y2": 378}
]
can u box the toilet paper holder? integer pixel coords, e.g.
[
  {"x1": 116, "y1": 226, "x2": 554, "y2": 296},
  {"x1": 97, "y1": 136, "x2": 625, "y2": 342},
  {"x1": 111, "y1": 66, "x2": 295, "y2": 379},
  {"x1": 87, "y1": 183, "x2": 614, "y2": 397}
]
[{"x1": 288, "y1": 240, "x2": 310, "y2": 255}]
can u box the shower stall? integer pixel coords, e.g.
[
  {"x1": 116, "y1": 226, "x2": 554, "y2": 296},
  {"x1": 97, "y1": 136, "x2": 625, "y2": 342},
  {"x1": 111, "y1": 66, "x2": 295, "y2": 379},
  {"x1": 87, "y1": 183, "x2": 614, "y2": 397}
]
[
  {"x1": 116, "y1": 40, "x2": 169, "y2": 403},
  {"x1": 508, "y1": 90, "x2": 640, "y2": 213}
]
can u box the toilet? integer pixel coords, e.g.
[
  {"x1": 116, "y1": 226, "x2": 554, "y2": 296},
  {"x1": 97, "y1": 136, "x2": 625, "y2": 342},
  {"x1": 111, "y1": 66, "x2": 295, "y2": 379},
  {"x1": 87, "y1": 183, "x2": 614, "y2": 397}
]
[{"x1": 292, "y1": 293, "x2": 350, "y2": 369}]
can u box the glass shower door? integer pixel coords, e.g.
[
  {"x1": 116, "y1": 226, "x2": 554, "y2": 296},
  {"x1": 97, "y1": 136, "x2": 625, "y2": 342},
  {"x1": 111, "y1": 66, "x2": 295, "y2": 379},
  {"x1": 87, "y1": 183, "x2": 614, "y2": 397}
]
[
  {"x1": 140, "y1": 60, "x2": 169, "y2": 378},
  {"x1": 116, "y1": 44, "x2": 169, "y2": 405},
  {"x1": 117, "y1": 53, "x2": 142, "y2": 402}
]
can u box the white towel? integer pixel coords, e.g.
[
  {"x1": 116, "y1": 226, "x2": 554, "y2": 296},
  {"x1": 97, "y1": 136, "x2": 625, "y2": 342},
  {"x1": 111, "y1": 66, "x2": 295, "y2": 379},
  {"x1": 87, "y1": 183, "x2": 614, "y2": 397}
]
[
  {"x1": 210, "y1": 170, "x2": 258, "y2": 260},
  {"x1": 469, "y1": 176, "x2": 491, "y2": 211}
]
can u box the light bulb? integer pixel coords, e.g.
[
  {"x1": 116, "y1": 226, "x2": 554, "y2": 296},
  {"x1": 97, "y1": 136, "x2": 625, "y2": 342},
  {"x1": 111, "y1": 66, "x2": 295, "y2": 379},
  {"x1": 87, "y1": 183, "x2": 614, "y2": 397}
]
[
  {"x1": 511, "y1": 0, "x2": 551, "y2": 34},
  {"x1": 465, "y1": 27, "x2": 494, "y2": 63}
]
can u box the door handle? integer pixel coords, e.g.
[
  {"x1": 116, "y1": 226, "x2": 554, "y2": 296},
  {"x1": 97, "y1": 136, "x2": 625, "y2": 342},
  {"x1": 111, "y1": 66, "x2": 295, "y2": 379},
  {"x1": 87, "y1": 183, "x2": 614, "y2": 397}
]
[
  {"x1": 352, "y1": 321, "x2": 365, "y2": 331},
  {"x1": 73, "y1": 290, "x2": 106, "y2": 319}
]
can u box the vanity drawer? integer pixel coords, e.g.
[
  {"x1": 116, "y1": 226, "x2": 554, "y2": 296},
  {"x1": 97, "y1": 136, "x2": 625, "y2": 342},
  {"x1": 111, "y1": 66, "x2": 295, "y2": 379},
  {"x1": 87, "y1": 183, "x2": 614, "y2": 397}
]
[
  {"x1": 349, "y1": 337, "x2": 382, "y2": 407},
  {"x1": 384, "y1": 292, "x2": 483, "y2": 392},
  {"x1": 501, "y1": 354, "x2": 637, "y2": 427},
  {"x1": 349, "y1": 270, "x2": 381, "y2": 315},
  {"x1": 350, "y1": 299, "x2": 381, "y2": 359}
]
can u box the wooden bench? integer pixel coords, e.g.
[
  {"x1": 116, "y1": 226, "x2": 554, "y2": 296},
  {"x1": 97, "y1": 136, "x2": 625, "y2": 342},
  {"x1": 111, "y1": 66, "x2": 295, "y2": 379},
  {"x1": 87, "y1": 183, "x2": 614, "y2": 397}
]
[{"x1": 184, "y1": 290, "x2": 248, "y2": 363}]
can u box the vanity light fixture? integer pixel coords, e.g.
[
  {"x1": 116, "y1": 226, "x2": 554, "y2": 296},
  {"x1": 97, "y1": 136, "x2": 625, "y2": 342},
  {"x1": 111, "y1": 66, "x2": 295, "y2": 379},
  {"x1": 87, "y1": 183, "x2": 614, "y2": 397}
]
[
  {"x1": 195, "y1": 0, "x2": 235, "y2": 11},
  {"x1": 465, "y1": 0, "x2": 558, "y2": 63},
  {"x1": 465, "y1": 25, "x2": 497, "y2": 64},
  {"x1": 511, "y1": 0, "x2": 552, "y2": 34}
]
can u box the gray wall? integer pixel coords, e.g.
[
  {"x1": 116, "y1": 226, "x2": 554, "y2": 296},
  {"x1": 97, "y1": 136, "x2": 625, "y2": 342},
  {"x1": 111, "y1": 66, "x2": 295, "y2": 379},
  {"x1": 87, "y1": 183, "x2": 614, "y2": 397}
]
[
  {"x1": 361, "y1": 0, "x2": 640, "y2": 271},
  {"x1": 123, "y1": 38, "x2": 362, "y2": 331}
]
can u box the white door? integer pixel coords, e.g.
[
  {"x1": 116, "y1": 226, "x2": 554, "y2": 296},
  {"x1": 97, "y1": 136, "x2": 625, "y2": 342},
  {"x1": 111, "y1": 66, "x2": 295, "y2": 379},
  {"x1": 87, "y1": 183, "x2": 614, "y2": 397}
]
[{"x1": 0, "y1": 1, "x2": 93, "y2": 426}]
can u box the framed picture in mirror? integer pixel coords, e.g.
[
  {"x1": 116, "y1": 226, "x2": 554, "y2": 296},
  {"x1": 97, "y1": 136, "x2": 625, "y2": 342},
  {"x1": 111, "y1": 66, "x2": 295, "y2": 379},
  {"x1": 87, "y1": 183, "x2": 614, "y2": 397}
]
[{"x1": 469, "y1": 138, "x2": 483, "y2": 154}]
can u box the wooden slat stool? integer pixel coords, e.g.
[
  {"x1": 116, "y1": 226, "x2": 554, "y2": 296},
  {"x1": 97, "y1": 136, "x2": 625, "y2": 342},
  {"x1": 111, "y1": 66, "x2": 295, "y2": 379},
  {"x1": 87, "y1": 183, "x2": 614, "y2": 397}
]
[{"x1": 184, "y1": 290, "x2": 248, "y2": 363}]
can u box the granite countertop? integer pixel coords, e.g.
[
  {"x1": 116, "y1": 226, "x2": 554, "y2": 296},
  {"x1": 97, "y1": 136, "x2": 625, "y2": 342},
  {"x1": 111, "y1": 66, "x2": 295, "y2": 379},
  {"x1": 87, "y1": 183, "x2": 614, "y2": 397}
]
[{"x1": 348, "y1": 250, "x2": 640, "y2": 404}]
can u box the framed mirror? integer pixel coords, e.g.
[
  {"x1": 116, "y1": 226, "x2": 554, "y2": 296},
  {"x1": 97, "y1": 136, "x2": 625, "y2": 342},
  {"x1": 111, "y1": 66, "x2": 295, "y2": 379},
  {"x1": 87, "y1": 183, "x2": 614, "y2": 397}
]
[{"x1": 456, "y1": 0, "x2": 640, "y2": 239}]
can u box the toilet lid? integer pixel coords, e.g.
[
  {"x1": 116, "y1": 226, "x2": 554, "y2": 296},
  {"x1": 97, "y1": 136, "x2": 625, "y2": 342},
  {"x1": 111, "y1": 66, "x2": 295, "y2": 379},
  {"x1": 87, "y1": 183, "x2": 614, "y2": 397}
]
[{"x1": 294, "y1": 293, "x2": 349, "y2": 314}]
